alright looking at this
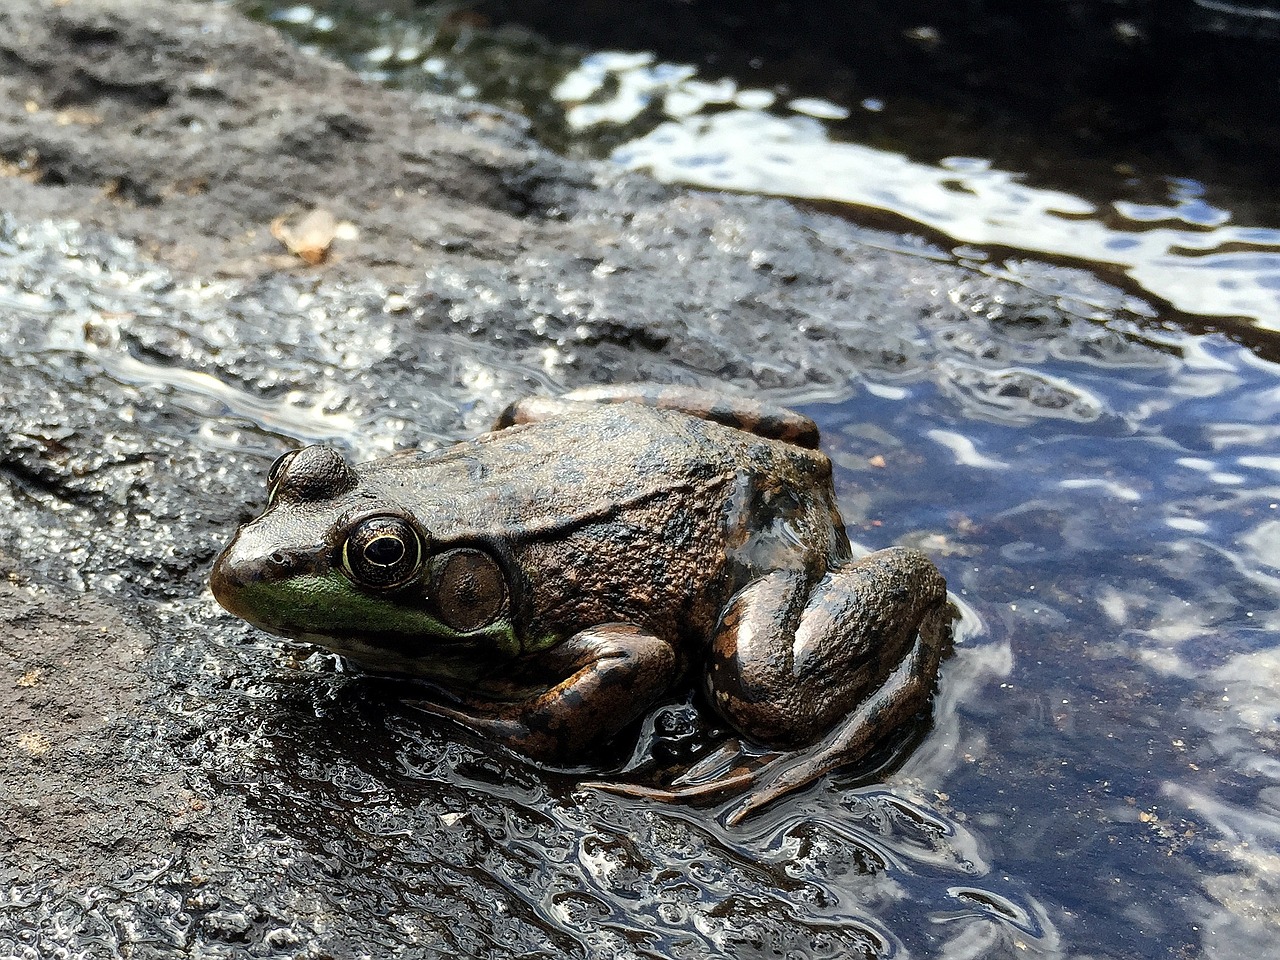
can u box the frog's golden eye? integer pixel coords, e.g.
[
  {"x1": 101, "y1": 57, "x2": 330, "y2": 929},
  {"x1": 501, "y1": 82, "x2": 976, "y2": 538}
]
[
  {"x1": 341, "y1": 516, "x2": 423, "y2": 589},
  {"x1": 266, "y1": 450, "x2": 298, "y2": 505}
]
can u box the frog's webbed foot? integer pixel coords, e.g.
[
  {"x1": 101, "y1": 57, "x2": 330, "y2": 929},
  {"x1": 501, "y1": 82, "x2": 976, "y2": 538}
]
[{"x1": 588, "y1": 741, "x2": 781, "y2": 806}]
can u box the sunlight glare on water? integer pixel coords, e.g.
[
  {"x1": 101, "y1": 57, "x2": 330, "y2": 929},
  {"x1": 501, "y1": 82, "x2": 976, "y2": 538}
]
[{"x1": 235, "y1": 2, "x2": 1280, "y2": 331}]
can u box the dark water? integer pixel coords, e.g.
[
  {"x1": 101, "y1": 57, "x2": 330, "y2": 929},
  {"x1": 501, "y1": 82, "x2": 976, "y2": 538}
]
[{"x1": 5, "y1": 3, "x2": 1273, "y2": 958}]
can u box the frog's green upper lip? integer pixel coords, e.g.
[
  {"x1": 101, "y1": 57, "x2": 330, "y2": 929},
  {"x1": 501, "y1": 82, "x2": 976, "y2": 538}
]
[
  {"x1": 210, "y1": 531, "x2": 325, "y2": 622},
  {"x1": 209, "y1": 544, "x2": 266, "y2": 625},
  {"x1": 212, "y1": 530, "x2": 501, "y2": 653}
]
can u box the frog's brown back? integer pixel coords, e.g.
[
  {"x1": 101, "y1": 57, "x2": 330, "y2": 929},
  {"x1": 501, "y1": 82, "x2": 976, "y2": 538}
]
[
  {"x1": 363, "y1": 404, "x2": 797, "y2": 537},
  {"x1": 358, "y1": 403, "x2": 835, "y2": 648}
]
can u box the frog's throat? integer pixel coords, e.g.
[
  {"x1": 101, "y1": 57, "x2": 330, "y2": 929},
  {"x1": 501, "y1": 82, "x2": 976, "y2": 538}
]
[{"x1": 223, "y1": 572, "x2": 520, "y2": 660}]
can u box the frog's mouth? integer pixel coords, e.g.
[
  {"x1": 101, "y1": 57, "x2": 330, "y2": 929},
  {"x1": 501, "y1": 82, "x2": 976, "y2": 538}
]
[
  {"x1": 209, "y1": 519, "x2": 337, "y2": 622},
  {"x1": 208, "y1": 549, "x2": 269, "y2": 627},
  {"x1": 295, "y1": 633, "x2": 494, "y2": 683}
]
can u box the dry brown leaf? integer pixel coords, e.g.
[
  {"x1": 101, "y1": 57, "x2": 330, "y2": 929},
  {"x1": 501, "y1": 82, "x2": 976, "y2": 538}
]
[{"x1": 271, "y1": 208, "x2": 339, "y2": 264}]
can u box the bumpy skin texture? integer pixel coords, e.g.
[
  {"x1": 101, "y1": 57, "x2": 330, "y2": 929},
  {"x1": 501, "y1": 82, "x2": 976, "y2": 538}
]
[
  {"x1": 708, "y1": 549, "x2": 947, "y2": 747},
  {"x1": 211, "y1": 387, "x2": 951, "y2": 818}
]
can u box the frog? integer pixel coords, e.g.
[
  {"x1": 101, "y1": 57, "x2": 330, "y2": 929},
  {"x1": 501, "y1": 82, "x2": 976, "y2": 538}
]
[{"x1": 210, "y1": 384, "x2": 952, "y2": 822}]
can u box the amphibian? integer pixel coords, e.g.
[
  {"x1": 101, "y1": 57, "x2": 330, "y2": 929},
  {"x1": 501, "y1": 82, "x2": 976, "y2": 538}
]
[{"x1": 210, "y1": 384, "x2": 951, "y2": 821}]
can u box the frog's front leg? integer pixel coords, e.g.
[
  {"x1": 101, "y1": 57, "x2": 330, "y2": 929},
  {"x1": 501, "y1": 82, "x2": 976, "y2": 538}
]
[{"x1": 415, "y1": 624, "x2": 679, "y2": 762}]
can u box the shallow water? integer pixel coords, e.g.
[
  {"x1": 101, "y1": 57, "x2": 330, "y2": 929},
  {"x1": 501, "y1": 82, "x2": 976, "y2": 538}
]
[{"x1": 5, "y1": 3, "x2": 1277, "y2": 958}]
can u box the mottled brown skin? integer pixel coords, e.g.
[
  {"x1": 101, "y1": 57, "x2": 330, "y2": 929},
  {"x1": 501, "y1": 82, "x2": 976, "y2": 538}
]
[{"x1": 211, "y1": 386, "x2": 951, "y2": 821}]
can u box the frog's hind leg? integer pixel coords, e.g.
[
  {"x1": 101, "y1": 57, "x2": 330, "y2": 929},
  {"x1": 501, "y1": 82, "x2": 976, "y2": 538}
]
[
  {"x1": 594, "y1": 617, "x2": 942, "y2": 822},
  {"x1": 720, "y1": 612, "x2": 947, "y2": 825},
  {"x1": 495, "y1": 383, "x2": 820, "y2": 448},
  {"x1": 593, "y1": 549, "x2": 950, "y2": 821},
  {"x1": 708, "y1": 547, "x2": 950, "y2": 822},
  {"x1": 710, "y1": 548, "x2": 948, "y2": 735}
]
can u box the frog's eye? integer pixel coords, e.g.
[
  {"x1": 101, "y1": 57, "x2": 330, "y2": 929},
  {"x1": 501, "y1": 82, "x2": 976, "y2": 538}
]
[
  {"x1": 266, "y1": 450, "x2": 298, "y2": 505},
  {"x1": 341, "y1": 516, "x2": 423, "y2": 589}
]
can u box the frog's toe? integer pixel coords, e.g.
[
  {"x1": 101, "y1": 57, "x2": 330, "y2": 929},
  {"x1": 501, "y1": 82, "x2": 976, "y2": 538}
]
[
  {"x1": 588, "y1": 740, "x2": 784, "y2": 805},
  {"x1": 589, "y1": 766, "x2": 805, "y2": 826},
  {"x1": 585, "y1": 772, "x2": 755, "y2": 804},
  {"x1": 721, "y1": 762, "x2": 821, "y2": 825},
  {"x1": 723, "y1": 790, "x2": 772, "y2": 827}
]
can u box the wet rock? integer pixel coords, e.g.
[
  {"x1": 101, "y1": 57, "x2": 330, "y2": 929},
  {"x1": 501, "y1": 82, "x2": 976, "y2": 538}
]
[
  {"x1": 0, "y1": 0, "x2": 583, "y2": 279},
  {"x1": 0, "y1": 580, "x2": 221, "y2": 888}
]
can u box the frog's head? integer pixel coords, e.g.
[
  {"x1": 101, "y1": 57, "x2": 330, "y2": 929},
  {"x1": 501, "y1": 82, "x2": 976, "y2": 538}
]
[{"x1": 209, "y1": 445, "x2": 518, "y2": 674}]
